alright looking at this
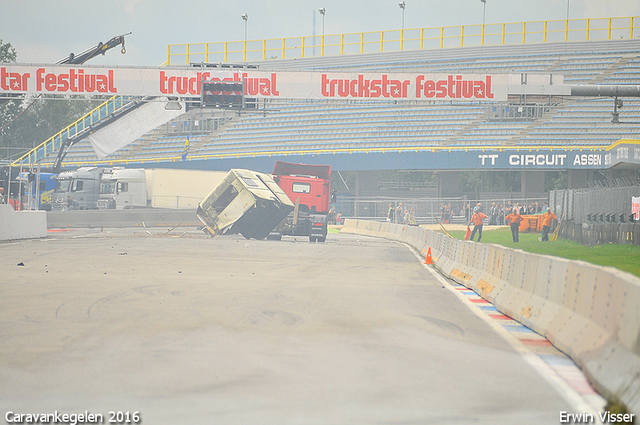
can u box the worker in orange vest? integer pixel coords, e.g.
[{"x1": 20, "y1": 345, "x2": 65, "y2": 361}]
[
  {"x1": 468, "y1": 207, "x2": 488, "y2": 242},
  {"x1": 505, "y1": 207, "x2": 523, "y2": 242},
  {"x1": 541, "y1": 208, "x2": 558, "y2": 241}
]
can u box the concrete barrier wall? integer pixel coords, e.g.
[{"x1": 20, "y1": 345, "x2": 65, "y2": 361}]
[
  {"x1": 47, "y1": 209, "x2": 200, "y2": 229},
  {"x1": 342, "y1": 219, "x2": 640, "y2": 414},
  {"x1": 0, "y1": 205, "x2": 47, "y2": 241}
]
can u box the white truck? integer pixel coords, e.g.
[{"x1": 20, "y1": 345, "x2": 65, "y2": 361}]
[
  {"x1": 99, "y1": 168, "x2": 147, "y2": 209},
  {"x1": 52, "y1": 167, "x2": 147, "y2": 210},
  {"x1": 52, "y1": 167, "x2": 227, "y2": 211},
  {"x1": 52, "y1": 167, "x2": 103, "y2": 210}
]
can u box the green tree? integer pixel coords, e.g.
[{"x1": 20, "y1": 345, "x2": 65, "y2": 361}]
[
  {"x1": 545, "y1": 171, "x2": 568, "y2": 191},
  {"x1": 0, "y1": 39, "x2": 24, "y2": 160},
  {"x1": 460, "y1": 171, "x2": 521, "y2": 194},
  {"x1": 0, "y1": 39, "x2": 100, "y2": 162},
  {"x1": 4, "y1": 97, "x2": 100, "y2": 154},
  {"x1": 0, "y1": 39, "x2": 17, "y2": 62}
]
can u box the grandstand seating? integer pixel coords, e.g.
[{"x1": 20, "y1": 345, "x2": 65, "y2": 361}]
[{"x1": 43, "y1": 38, "x2": 640, "y2": 166}]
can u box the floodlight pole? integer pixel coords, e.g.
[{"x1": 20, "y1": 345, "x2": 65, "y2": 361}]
[
  {"x1": 241, "y1": 14, "x2": 248, "y2": 41},
  {"x1": 319, "y1": 8, "x2": 326, "y2": 55},
  {"x1": 319, "y1": 8, "x2": 325, "y2": 36},
  {"x1": 241, "y1": 13, "x2": 248, "y2": 61},
  {"x1": 398, "y1": 1, "x2": 405, "y2": 50},
  {"x1": 481, "y1": 0, "x2": 486, "y2": 26}
]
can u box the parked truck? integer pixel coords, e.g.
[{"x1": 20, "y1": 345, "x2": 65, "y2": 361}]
[
  {"x1": 51, "y1": 167, "x2": 102, "y2": 210},
  {"x1": 51, "y1": 167, "x2": 148, "y2": 210},
  {"x1": 99, "y1": 168, "x2": 147, "y2": 209},
  {"x1": 15, "y1": 171, "x2": 57, "y2": 211},
  {"x1": 196, "y1": 169, "x2": 294, "y2": 240},
  {"x1": 50, "y1": 167, "x2": 225, "y2": 211},
  {"x1": 269, "y1": 161, "x2": 332, "y2": 242}
]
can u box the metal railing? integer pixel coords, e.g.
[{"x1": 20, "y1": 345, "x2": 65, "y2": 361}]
[
  {"x1": 166, "y1": 16, "x2": 639, "y2": 65},
  {"x1": 550, "y1": 185, "x2": 640, "y2": 224},
  {"x1": 11, "y1": 95, "x2": 135, "y2": 168},
  {"x1": 336, "y1": 195, "x2": 548, "y2": 225},
  {"x1": 489, "y1": 103, "x2": 556, "y2": 121},
  {"x1": 161, "y1": 116, "x2": 234, "y2": 136},
  {"x1": 48, "y1": 143, "x2": 609, "y2": 170}
]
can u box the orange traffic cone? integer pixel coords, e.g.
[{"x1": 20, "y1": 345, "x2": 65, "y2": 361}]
[{"x1": 424, "y1": 247, "x2": 433, "y2": 265}]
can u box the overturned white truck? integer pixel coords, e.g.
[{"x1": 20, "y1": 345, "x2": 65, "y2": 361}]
[{"x1": 196, "y1": 169, "x2": 294, "y2": 240}]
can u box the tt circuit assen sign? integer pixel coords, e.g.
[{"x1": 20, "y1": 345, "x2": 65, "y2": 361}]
[
  {"x1": 0, "y1": 65, "x2": 508, "y2": 101},
  {"x1": 476, "y1": 151, "x2": 603, "y2": 169}
]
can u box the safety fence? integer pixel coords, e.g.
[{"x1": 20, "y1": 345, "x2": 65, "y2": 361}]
[
  {"x1": 560, "y1": 221, "x2": 639, "y2": 246},
  {"x1": 551, "y1": 185, "x2": 640, "y2": 224},
  {"x1": 166, "y1": 16, "x2": 639, "y2": 64},
  {"x1": 551, "y1": 185, "x2": 640, "y2": 245},
  {"x1": 335, "y1": 195, "x2": 547, "y2": 225},
  {"x1": 341, "y1": 218, "x2": 640, "y2": 414}
]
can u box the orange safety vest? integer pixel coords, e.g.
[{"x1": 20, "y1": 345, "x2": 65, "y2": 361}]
[
  {"x1": 470, "y1": 212, "x2": 487, "y2": 226},
  {"x1": 505, "y1": 213, "x2": 522, "y2": 225},
  {"x1": 542, "y1": 211, "x2": 557, "y2": 227}
]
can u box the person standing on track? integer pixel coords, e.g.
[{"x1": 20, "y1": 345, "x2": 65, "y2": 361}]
[
  {"x1": 541, "y1": 207, "x2": 558, "y2": 241},
  {"x1": 489, "y1": 202, "x2": 497, "y2": 225},
  {"x1": 395, "y1": 202, "x2": 403, "y2": 224},
  {"x1": 505, "y1": 207, "x2": 523, "y2": 242},
  {"x1": 387, "y1": 203, "x2": 395, "y2": 222},
  {"x1": 468, "y1": 207, "x2": 488, "y2": 242}
]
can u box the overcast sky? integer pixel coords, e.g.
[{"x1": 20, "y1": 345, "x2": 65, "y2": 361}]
[{"x1": 2, "y1": 0, "x2": 640, "y2": 67}]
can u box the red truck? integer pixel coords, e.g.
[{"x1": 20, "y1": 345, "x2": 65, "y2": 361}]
[{"x1": 269, "y1": 161, "x2": 332, "y2": 242}]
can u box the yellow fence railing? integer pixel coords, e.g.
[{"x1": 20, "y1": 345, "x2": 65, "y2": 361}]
[
  {"x1": 166, "y1": 16, "x2": 638, "y2": 66},
  {"x1": 44, "y1": 143, "x2": 612, "y2": 170}
]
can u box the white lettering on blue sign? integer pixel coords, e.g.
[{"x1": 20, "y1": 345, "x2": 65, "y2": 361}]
[
  {"x1": 508, "y1": 154, "x2": 567, "y2": 166},
  {"x1": 617, "y1": 147, "x2": 629, "y2": 160},
  {"x1": 572, "y1": 154, "x2": 602, "y2": 166},
  {"x1": 478, "y1": 154, "x2": 499, "y2": 165}
]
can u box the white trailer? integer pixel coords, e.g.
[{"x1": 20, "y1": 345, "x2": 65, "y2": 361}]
[{"x1": 144, "y1": 169, "x2": 227, "y2": 209}]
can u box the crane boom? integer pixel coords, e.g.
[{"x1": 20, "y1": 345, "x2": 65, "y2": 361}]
[{"x1": 57, "y1": 33, "x2": 131, "y2": 65}]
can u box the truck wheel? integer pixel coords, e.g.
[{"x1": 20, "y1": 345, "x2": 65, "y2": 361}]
[
  {"x1": 317, "y1": 235, "x2": 326, "y2": 243},
  {"x1": 267, "y1": 233, "x2": 282, "y2": 241},
  {"x1": 309, "y1": 236, "x2": 317, "y2": 242}
]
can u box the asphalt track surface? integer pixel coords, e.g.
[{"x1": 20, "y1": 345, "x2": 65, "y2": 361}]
[{"x1": 0, "y1": 228, "x2": 603, "y2": 425}]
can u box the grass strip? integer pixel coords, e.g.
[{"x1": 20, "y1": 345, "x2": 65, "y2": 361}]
[{"x1": 446, "y1": 227, "x2": 640, "y2": 278}]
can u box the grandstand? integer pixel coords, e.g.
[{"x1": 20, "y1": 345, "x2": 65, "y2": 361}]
[
  {"x1": 26, "y1": 38, "x2": 638, "y2": 169},
  {"x1": 194, "y1": 39, "x2": 640, "y2": 155},
  {"x1": 8, "y1": 17, "x2": 640, "y2": 202}
]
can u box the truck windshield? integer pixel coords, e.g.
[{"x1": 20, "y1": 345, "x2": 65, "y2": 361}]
[
  {"x1": 212, "y1": 185, "x2": 239, "y2": 214},
  {"x1": 71, "y1": 180, "x2": 84, "y2": 192},
  {"x1": 100, "y1": 182, "x2": 116, "y2": 195},
  {"x1": 56, "y1": 179, "x2": 71, "y2": 192},
  {"x1": 292, "y1": 182, "x2": 311, "y2": 194}
]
